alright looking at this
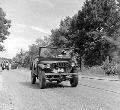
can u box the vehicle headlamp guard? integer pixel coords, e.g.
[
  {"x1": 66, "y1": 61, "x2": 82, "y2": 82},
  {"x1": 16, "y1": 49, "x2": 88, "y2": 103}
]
[{"x1": 71, "y1": 62, "x2": 75, "y2": 67}]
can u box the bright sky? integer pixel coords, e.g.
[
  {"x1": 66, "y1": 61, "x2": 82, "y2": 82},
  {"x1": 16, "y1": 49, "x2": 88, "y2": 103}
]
[{"x1": 0, "y1": 0, "x2": 85, "y2": 58}]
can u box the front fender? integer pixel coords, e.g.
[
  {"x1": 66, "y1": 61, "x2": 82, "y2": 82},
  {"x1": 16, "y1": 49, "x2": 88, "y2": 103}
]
[
  {"x1": 70, "y1": 67, "x2": 77, "y2": 73},
  {"x1": 38, "y1": 64, "x2": 45, "y2": 69}
]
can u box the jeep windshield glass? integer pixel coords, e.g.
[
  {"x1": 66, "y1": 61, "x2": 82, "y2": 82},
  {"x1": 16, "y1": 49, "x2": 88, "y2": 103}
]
[{"x1": 40, "y1": 48, "x2": 72, "y2": 58}]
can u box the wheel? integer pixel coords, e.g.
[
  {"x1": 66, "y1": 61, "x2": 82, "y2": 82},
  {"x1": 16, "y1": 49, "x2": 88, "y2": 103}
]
[
  {"x1": 31, "y1": 69, "x2": 36, "y2": 84},
  {"x1": 30, "y1": 62, "x2": 33, "y2": 70},
  {"x1": 70, "y1": 75, "x2": 78, "y2": 87},
  {"x1": 70, "y1": 69, "x2": 78, "y2": 87},
  {"x1": 38, "y1": 70, "x2": 46, "y2": 89}
]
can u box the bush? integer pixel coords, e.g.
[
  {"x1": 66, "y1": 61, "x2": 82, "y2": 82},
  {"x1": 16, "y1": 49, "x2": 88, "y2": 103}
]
[{"x1": 102, "y1": 60, "x2": 117, "y2": 75}]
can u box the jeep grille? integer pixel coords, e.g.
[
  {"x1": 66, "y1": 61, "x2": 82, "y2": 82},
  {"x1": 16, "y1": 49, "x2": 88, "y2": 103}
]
[{"x1": 51, "y1": 62, "x2": 69, "y2": 68}]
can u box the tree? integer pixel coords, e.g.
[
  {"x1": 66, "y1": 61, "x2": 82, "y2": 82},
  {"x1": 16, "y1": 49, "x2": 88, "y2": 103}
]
[
  {"x1": 50, "y1": 16, "x2": 74, "y2": 48},
  {"x1": 13, "y1": 37, "x2": 52, "y2": 67},
  {"x1": 0, "y1": 7, "x2": 11, "y2": 51},
  {"x1": 36, "y1": 36, "x2": 50, "y2": 47},
  {"x1": 12, "y1": 49, "x2": 25, "y2": 66},
  {"x1": 29, "y1": 36, "x2": 50, "y2": 57},
  {"x1": 80, "y1": 0, "x2": 120, "y2": 66},
  {"x1": 49, "y1": 0, "x2": 120, "y2": 67}
]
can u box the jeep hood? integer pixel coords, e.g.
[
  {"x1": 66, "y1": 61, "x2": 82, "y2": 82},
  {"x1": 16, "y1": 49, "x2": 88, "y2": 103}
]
[{"x1": 39, "y1": 58, "x2": 71, "y2": 64}]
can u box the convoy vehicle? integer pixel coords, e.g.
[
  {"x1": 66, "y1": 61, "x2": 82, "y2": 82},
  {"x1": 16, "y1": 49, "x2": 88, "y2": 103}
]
[
  {"x1": 30, "y1": 47, "x2": 79, "y2": 89},
  {"x1": 1, "y1": 60, "x2": 9, "y2": 70},
  {"x1": 11, "y1": 62, "x2": 18, "y2": 69}
]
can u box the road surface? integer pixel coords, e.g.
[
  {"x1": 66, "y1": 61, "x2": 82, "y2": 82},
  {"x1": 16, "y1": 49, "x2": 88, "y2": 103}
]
[{"x1": 0, "y1": 69, "x2": 120, "y2": 110}]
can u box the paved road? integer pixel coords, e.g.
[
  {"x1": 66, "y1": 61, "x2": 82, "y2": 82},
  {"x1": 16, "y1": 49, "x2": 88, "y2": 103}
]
[{"x1": 0, "y1": 69, "x2": 120, "y2": 110}]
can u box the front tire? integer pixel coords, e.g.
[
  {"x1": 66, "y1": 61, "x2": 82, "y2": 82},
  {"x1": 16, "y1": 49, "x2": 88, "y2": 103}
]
[
  {"x1": 38, "y1": 70, "x2": 46, "y2": 89},
  {"x1": 70, "y1": 69, "x2": 78, "y2": 87},
  {"x1": 31, "y1": 69, "x2": 36, "y2": 84}
]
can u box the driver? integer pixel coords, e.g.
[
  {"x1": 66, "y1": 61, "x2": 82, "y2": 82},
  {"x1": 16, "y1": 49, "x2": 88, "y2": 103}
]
[
  {"x1": 61, "y1": 50, "x2": 66, "y2": 55},
  {"x1": 61, "y1": 50, "x2": 70, "y2": 58}
]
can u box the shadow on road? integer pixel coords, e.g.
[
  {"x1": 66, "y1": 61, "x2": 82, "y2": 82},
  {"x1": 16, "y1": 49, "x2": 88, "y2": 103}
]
[{"x1": 20, "y1": 81, "x2": 71, "y2": 89}]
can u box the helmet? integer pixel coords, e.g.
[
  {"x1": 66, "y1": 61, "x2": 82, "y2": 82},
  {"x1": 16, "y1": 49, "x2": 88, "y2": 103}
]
[{"x1": 61, "y1": 50, "x2": 66, "y2": 55}]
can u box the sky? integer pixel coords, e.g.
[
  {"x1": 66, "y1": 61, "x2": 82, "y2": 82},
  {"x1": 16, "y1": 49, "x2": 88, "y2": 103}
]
[{"x1": 0, "y1": 0, "x2": 85, "y2": 58}]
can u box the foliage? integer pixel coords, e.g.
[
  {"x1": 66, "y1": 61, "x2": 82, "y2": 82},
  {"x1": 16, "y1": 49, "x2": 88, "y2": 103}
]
[
  {"x1": 12, "y1": 37, "x2": 50, "y2": 67},
  {"x1": 101, "y1": 56, "x2": 117, "y2": 75},
  {"x1": 12, "y1": 49, "x2": 25, "y2": 67},
  {"x1": 29, "y1": 36, "x2": 50, "y2": 58},
  {"x1": 49, "y1": 0, "x2": 120, "y2": 67},
  {"x1": 0, "y1": 7, "x2": 11, "y2": 51}
]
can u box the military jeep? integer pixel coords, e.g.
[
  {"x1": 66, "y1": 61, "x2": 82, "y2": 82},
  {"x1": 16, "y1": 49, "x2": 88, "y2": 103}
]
[
  {"x1": 1, "y1": 60, "x2": 9, "y2": 70},
  {"x1": 30, "y1": 47, "x2": 79, "y2": 89}
]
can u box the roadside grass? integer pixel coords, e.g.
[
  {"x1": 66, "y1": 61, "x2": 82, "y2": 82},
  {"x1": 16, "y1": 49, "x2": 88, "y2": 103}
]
[{"x1": 79, "y1": 66, "x2": 119, "y2": 79}]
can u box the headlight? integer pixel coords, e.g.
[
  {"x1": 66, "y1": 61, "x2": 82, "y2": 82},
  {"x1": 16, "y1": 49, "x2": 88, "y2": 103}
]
[
  {"x1": 45, "y1": 64, "x2": 50, "y2": 68},
  {"x1": 58, "y1": 68, "x2": 64, "y2": 72},
  {"x1": 71, "y1": 62, "x2": 75, "y2": 67}
]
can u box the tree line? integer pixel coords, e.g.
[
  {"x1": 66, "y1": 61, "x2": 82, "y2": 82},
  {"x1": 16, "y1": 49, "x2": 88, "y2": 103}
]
[{"x1": 12, "y1": 0, "x2": 120, "y2": 68}]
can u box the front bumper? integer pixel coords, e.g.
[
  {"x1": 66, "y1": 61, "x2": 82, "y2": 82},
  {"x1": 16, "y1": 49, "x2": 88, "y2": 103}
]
[
  {"x1": 45, "y1": 72, "x2": 78, "y2": 76},
  {"x1": 45, "y1": 72, "x2": 78, "y2": 81}
]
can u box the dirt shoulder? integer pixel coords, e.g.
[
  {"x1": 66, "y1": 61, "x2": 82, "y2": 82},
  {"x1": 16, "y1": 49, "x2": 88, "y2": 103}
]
[{"x1": 79, "y1": 66, "x2": 119, "y2": 81}]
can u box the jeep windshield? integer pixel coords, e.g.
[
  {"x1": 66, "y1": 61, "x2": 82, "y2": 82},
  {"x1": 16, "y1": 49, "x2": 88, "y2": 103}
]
[{"x1": 40, "y1": 47, "x2": 72, "y2": 58}]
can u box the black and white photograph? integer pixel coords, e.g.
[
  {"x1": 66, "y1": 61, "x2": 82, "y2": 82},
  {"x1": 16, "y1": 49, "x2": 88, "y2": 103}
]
[{"x1": 0, "y1": 0, "x2": 120, "y2": 110}]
